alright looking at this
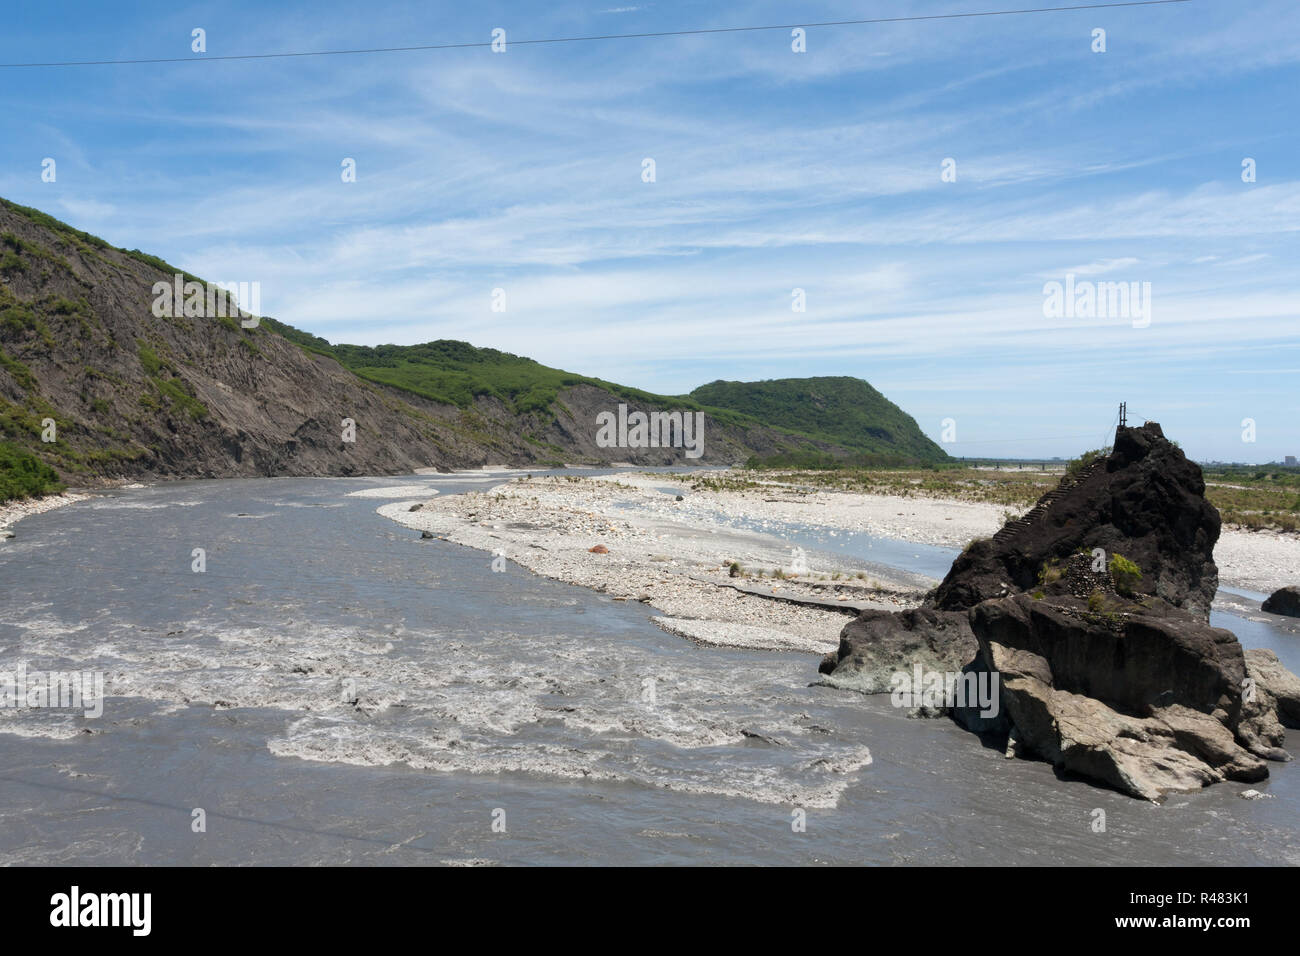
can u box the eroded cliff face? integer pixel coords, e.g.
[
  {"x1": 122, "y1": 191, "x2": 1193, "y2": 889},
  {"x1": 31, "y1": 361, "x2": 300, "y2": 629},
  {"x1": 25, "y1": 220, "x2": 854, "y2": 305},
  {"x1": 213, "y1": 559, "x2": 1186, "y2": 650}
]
[
  {"x1": 822, "y1": 423, "x2": 1297, "y2": 801},
  {"x1": 0, "y1": 200, "x2": 840, "y2": 483}
]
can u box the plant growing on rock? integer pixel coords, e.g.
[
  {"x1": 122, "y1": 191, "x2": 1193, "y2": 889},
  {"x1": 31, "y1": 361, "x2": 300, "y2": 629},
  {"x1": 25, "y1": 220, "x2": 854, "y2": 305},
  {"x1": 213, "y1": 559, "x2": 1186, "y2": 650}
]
[
  {"x1": 1066, "y1": 447, "x2": 1107, "y2": 478},
  {"x1": 1108, "y1": 553, "x2": 1142, "y2": 596}
]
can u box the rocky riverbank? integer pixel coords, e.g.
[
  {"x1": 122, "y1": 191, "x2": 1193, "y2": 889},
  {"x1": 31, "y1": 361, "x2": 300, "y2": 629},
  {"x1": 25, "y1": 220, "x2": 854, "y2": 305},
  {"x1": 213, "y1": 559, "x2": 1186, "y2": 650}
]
[{"x1": 0, "y1": 491, "x2": 90, "y2": 535}]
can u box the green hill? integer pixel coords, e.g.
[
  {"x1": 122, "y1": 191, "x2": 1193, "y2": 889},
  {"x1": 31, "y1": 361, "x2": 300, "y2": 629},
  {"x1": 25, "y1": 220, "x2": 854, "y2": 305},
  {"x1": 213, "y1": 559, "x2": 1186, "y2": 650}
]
[
  {"x1": 267, "y1": 329, "x2": 947, "y2": 464},
  {"x1": 261, "y1": 324, "x2": 747, "y2": 425},
  {"x1": 690, "y1": 377, "x2": 947, "y2": 464}
]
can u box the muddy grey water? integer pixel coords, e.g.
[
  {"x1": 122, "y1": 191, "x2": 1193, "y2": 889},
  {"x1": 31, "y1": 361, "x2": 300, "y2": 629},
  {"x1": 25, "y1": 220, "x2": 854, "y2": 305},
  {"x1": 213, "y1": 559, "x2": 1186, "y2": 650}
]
[{"x1": 1, "y1": 475, "x2": 1296, "y2": 866}]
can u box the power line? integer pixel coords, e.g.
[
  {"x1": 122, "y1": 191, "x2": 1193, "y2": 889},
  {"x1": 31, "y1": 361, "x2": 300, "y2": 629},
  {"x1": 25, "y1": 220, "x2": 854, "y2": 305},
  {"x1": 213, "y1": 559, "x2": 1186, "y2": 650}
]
[
  {"x1": 0, "y1": 1, "x2": 1193, "y2": 69},
  {"x1": 1099, "y1": 404, "x2": 1121, "y2": 452}
]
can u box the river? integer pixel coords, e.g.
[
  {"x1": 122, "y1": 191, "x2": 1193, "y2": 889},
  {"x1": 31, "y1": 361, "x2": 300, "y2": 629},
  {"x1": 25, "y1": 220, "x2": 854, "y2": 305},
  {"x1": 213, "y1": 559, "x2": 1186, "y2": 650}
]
[{"x1": 0, "y1": 473, "x2": 1296, "y2": 865}]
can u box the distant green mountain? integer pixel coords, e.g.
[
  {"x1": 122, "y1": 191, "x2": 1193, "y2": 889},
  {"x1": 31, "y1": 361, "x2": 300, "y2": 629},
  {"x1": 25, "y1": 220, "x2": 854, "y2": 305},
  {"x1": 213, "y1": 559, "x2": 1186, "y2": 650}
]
[{"x1": 690, "y1": 377, "x2": 947, "y2": 463}]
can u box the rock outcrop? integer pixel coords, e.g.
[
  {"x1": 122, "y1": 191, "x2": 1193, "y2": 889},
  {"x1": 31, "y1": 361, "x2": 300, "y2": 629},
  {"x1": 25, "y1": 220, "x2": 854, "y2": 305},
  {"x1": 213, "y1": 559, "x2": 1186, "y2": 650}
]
[
  {"x1": 1262, "y1": 586, "x2": 1300, "y2": 618},
  {"x1": 821, "y1": 421, "x2": 1299, "y2": 800},
  {"x1": 1246, "y1": 648, "x2": 1300, "y2": 728},
  {"x1": 818, "y1": 607, "x2": 977, "y2": 696},
  {"x1": 931, "y1": 423, "x2": 1220, "y2": 619},
  {"x1": 817, "y1": 606, "x2": 1008, "y2": 733},
  {"x1": 968, "y1": 592, "x2": 1283, "y2": 800}
]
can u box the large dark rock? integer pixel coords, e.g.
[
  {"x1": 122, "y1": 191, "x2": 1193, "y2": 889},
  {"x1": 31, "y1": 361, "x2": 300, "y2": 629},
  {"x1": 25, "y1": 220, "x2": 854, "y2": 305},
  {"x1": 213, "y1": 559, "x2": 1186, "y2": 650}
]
[
  {"x1": 930, "y1": 423, "x2": 1220, "y2": 619},
  {"x1": 969, "y1": 592, "x2": 1286, "y2": 800},
  {"x1": 1262, "y1": 586, "x2": 1300, "y2": 618},
  {"x1": 819, "y1": 420, "x2": 1300, "y2": 799}
]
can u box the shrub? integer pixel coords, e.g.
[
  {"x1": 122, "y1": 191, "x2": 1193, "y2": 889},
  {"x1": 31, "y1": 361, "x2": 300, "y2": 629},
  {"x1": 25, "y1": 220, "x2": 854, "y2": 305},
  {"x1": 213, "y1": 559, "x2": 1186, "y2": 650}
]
[
  {"x1": 0, "y1": 441, "x2": 64, "y2": 502},
  {"x1": 1066, "y1": 448, "x2": 1107, "y2": 478},
  {"x1": 1108, "y1": 553, "x2": 1142, "y2": 596},
  {"x1": 0, "y1": 350, "x2": 36, "y2": 391},
  {"x1": 137, "y1": 341, "x2": 165, "y2": 375}
]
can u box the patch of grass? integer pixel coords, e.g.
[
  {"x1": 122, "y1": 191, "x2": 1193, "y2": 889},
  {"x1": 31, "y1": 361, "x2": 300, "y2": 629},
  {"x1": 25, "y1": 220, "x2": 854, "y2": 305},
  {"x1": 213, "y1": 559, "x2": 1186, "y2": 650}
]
[
  {"x1": 1037, "y1": 559, "x2": 1064, "y2": 586},
  {"x1": 83, "y1": 445, "x2": 148, "y2": 465},
  {"x1": 1066, "y1": 447, "x2": 1108, "y2": 478},
  {"x1": 0, "y1": 289, "x2": 57, "y2": 347},
  {"x1": 736, "y1": 466, "x2": 1063, "y2": 507},
  {"x1": 0, "y1": 440, "x2": 64, "y2": 502},
  {"x1": 137, "y1": 341, "x2": 166, "y2": 376},
  {"x1": 0, "y1": 348, "x2": 37, "y2": 392},
  {"x1": 1108, "y1": 553, "x2": 1142, "y2": 597},
  {"x1": 0, "y1": 397, "x2": 44, "y2": 439},
  {"x1": 148, "y1": 376, "x2": 208, "y2": 421},
  {"x1": 1204, "y1": 466, "x2": 1300, "y2": 532},
  {"x1": 0, "y1": 230, "x2": 71, "y2": 276}
]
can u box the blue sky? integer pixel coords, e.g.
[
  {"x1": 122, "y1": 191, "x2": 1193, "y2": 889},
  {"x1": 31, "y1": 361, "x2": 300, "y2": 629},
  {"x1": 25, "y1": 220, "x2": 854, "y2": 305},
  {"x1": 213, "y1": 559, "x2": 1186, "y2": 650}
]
[{"x1": 2, "y1": 0, "x2": 1297, "y2": 462}]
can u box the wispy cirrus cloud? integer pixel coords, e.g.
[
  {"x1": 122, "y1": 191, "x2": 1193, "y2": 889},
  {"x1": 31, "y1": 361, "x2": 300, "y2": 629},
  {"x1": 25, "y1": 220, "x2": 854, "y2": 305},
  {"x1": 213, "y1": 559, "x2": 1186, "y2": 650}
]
[{"x1": 1, "y1": 0, "x2": 1297, "y2": 460}]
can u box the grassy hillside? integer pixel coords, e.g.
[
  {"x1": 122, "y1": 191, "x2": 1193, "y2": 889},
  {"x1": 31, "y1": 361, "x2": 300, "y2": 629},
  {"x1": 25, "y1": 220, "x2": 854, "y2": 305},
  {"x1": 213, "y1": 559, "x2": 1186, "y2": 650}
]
[
  {"x1": 262, "y1": 324, "x2": 748, "y2": 425},
  {"x1": 264, "y1": 325, "x2": 948, "y2": 466},
  {"x1": 690, "y1": 377, "x2": 947, "y2": 464}
]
